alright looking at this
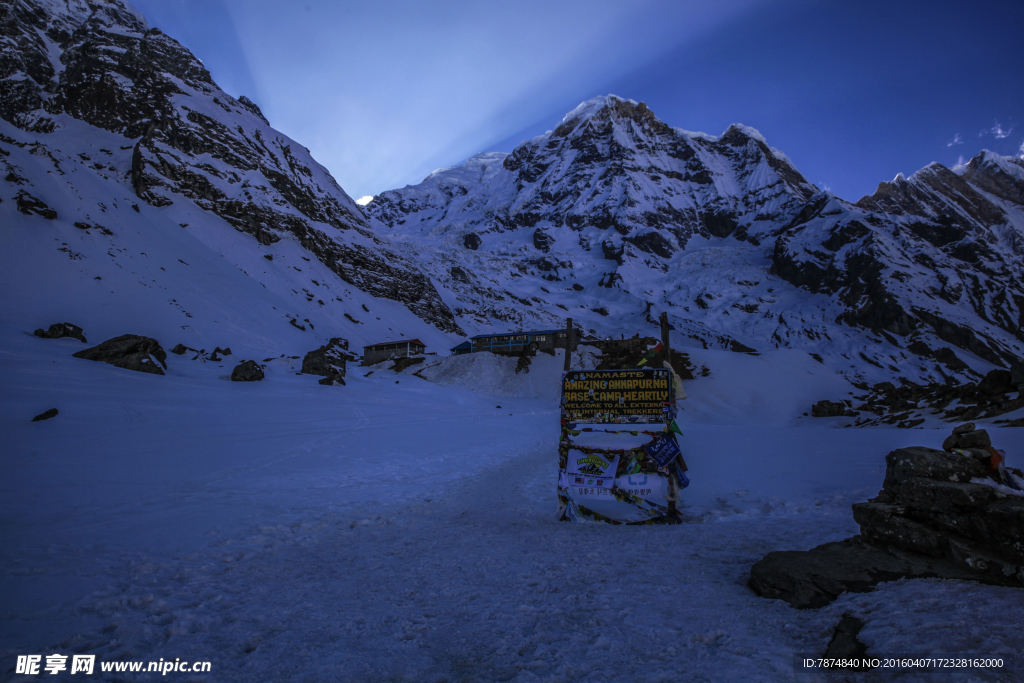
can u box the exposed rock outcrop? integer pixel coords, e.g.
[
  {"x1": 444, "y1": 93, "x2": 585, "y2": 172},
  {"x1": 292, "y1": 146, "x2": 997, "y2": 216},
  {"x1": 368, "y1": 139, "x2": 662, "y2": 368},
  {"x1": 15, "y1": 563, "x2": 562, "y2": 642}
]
[
  {"x1": 15, "y1": 190, "x2": 56, "y2": 218},
  {"x1": 34, "y1": 322, "x2": 86, "y2": 343},
  {"x1": 72, "y1": 334, "x2": 168, "y2": 375},
  {"x1": 750, "y1": 445, "x2": 1024, "y2": 608},
  {"x1": 772, "y1": 157, "x2": 1024, "y2": 370},
  {"x1": 749, "y1": 535, "x2": 979, "y2": 610},
  {"x1": 847, "y1": 370, "x2": 1024, "y2": 427},
  {"x1": 230, "y1": 360, "x2": 264, "y2": 382},
  {"x1": 301, "y1": 337, "x2": 351, "y2": 384}
]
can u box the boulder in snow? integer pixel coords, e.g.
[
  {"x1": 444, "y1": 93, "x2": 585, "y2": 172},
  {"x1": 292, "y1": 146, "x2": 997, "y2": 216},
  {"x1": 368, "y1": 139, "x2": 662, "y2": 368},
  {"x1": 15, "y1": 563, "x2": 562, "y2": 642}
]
[
  {"x1": 750, "y1": 446, "x2": 1024, "y2": 608},
  {"x1": 72, "y1": 335, "x2": 167, "y2": 375},
  {"x1": 34, "y1": 322, "x2": 86, "y2": 343},
  {"x1": 31, "y1": 408, "x2": 58, "y2": 422},
  {"x1": 301, "y1": 337, "x2": 351, "y2": 379},
  {"x1": 749, "y1": 535, "x2": 977, "y2": 609},
  {"x1": 231, "y1": 360, "x2": 264, "y2": 382},
  {"x1": 977, "y1": 369, "x2": 1014, "y2": 395}
]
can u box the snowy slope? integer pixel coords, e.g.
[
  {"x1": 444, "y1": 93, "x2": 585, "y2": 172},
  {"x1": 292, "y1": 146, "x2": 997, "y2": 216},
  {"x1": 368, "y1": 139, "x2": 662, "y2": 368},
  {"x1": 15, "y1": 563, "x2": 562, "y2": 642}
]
[
  {"x1": 0, "y1": 0, "x2": 461, "y2": 347},
  {"x1": 4, "y1": 322, "x2": 1023, "y2": 680},
  {"x1": 0, "y1": 116, "x2": 456, "y2": 359},
  {"x1": 365, "y1": 96, "x2": 1024, "y2": 385}
]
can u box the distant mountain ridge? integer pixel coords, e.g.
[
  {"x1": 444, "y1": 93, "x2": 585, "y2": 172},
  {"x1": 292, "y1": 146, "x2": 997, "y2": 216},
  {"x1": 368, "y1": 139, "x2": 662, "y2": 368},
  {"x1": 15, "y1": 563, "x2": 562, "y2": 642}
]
[{"x1": 365, "y1": 95, "x2": 1024, "y2": 383}]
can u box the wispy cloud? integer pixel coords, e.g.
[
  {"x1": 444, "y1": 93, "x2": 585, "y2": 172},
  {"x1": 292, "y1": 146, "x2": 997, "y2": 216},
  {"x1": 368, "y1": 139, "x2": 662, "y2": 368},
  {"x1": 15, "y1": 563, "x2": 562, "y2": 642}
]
[
  {"x1": 1019, "y1": 141, "x2": 1024, "y2": 160},
  {"x1": 946, "y1": 133, "x2": 963, "y2": 147},
  {"x1": 986, "y1": 121, "x2": 1013, "y2": 139}
]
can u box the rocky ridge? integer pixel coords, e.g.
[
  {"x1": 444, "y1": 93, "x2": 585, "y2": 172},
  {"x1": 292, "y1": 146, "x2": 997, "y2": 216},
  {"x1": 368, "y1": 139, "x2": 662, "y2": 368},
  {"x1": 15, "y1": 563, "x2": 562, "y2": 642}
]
[
  {"x1": 365, "y1": 96, "x2": 1024, "y2": 386},
  {"x1": 0, "y1": 0, "x2": 460, "y2": 333}
]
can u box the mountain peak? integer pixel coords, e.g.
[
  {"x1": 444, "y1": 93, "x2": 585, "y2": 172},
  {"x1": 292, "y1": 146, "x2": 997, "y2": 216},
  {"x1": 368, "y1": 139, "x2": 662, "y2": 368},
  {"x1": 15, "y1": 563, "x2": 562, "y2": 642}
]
[
  {"x1": 551, "y1": 94, "x2": 667, "y2": 138},
  {"x1": 960, "y1": 149, "x2": 1024, "y2": 205}
]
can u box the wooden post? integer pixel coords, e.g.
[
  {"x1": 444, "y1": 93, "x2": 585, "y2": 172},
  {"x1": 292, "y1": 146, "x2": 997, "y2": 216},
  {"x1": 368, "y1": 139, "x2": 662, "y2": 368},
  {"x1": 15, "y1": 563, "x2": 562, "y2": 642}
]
[
  {"x1": 659, "y1": 312, "x2": 671, "y2": 368},
  {"x1": 563, "y1": 317, "x2": 573, "y2": 372}
]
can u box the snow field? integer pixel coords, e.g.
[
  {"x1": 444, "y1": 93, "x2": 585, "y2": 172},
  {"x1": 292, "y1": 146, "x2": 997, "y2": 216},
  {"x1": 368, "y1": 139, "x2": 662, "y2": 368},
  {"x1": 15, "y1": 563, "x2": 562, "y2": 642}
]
[{"x1": 3, "y1": 327, "x2": 1024, "y2": 681}]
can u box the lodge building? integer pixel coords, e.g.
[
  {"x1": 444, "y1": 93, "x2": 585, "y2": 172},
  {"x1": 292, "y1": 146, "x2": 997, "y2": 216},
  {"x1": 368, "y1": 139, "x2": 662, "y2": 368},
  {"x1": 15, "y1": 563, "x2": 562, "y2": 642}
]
[
  {"x1": 361, "y1": 339, "x2": 426, "y2": 365},
  {"x1": 450, "y1": 328, "x2": 580, "y2": 356}
]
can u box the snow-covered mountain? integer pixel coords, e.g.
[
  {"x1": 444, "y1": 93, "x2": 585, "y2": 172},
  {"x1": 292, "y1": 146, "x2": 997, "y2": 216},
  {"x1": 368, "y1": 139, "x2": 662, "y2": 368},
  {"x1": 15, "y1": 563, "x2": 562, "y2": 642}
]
[
  {"x1": 1, "y1": 0, "x2": 460, "y2": 363},
  {"x1": 3, "y1": 0, "x2": 1023, "y2": 387},
  {"x1": 365, "y1": 95, "x2": 1024, "y2": 384}
]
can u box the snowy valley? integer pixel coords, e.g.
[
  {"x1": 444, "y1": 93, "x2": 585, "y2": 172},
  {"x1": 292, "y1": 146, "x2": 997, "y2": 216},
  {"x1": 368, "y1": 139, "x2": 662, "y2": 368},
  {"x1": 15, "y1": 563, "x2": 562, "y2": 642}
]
[{"x1": 2, "y1": 0, "x2": 1024, "y2": 680}]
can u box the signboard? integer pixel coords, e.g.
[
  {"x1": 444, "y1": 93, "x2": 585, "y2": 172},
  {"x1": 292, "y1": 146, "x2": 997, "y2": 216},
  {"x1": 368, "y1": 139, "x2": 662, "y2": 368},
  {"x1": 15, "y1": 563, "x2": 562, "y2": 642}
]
[
  {"x1": 561, "y1": 369, "x2": 673, "y2": 424},
  {"x1": 642, "y1": 434, "x2": 681, "y2": 468},
  {"x1": 557, "y1": 363, "x2": 686, "y2": 525},
  {"x1": 564, "y1": 449, "x2": 619, "y2": 488}
]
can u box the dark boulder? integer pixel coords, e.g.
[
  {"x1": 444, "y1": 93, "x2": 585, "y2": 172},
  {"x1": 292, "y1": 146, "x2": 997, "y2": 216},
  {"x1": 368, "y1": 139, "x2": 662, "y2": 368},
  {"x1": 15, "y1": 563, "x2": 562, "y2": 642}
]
[
  {"x1": 883, "y1": 446, "x2": 987, "y2": 488},
  {"x1": 301, "y1": 337, "x2": 351, "y2": 379},
  {"x1": 749, "y1": 536, "x2": 978, "y2": 609},
  {"x1": 15, "y1": 191, "x2": 57, "y2": 219},
  {"x1": 953, "y1": 421, "x2": 976, "y2": 435},
  {"x1": 33, "y1": 322, "x2": 86, "y2": 343},
  {"x1": 750, "y1": 446, "x2": 1024, "y2": 609},
  {"x1": 463, "y1": 232, "x2": 482, "y2": 250},
  {"x1": 72, "y1": 335, "x2": 167, "y2": 375},
  {"x1": 811, "y1": 400, "x2": 849, "y2": 417},
  {"x1": 31, "y1": 408, "x2": 58, "y2": 422},
  {"x1": 170, "y1": 343, "x2": 193, "y2": 355},
  {"x1": 978, "y1": 369, "x2": 1013, "y2": 395},
  {"x1": 230, "y1": 360, "x2": 264, "y2": 382},
  {"x1": 957, "y1": 429, "x2": 991, "y2": 449}
]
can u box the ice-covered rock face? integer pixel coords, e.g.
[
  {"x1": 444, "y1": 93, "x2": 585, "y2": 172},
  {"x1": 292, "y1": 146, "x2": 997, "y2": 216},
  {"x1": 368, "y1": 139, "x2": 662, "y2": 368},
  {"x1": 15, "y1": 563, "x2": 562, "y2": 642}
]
[
  {"x1": 370, "y1": 95, "x2": 817, "y2": 248},
  {"x1": 774, "y1": 150, "x2": 1024, "y2": 369},
  {"x1": 0, "y1": 0, "x2": 461, "y2": 334},
  {"x1": 366, "y1": 95, "x2": 1024, "y2": 383}
]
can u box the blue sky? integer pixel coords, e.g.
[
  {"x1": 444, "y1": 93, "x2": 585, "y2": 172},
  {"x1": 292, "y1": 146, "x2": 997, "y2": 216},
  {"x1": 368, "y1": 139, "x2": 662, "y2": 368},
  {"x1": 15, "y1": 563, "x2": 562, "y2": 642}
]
[{"x1": 131, "y1": 0, "x2": 1023, "y2": 202}]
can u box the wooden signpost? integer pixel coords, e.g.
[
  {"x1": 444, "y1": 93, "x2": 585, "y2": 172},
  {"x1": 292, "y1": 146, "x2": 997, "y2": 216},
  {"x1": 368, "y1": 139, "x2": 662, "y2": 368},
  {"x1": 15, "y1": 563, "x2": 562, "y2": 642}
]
[{"x1": 556, "y1": 316, "x2": 687, "y2": 524}]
